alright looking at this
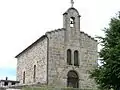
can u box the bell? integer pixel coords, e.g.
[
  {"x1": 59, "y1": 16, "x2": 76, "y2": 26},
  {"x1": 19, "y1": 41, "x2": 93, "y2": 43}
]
[{"x1": 70, "y1": 21, "x2": 74, "y2": 24}]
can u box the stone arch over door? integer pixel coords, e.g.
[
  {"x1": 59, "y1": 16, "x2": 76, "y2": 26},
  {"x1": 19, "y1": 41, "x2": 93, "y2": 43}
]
[{"x1": 67, "y1": 70, "x2": 79, "y2": 88}]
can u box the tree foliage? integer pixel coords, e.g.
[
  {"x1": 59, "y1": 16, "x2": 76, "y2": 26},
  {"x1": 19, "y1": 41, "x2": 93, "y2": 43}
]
[{"x1": 90, "y1": 13, "x2": 120, "y2": 90}]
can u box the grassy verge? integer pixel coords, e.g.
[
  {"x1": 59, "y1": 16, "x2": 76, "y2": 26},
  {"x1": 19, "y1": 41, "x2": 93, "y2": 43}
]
[{"x1": 22, "y1": 86, "x2": 99, "y2": 90}]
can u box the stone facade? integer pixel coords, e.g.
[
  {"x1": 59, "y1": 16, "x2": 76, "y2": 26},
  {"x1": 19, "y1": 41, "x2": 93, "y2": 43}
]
[
  {"x1": 16, "y1": 36, "x2": 47, "y2": 84},
  {"x1": 16, "y1": 6, "x2": 97, "y2": 89}
]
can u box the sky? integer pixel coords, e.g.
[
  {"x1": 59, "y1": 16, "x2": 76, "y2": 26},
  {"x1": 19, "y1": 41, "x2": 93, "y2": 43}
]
[{"x1": 0, "y1": 0, "x2": 120, "y2": 80}]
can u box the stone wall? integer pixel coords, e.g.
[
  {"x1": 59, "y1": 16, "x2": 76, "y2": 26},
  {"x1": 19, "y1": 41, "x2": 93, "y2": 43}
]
[
  {"x1": 46, "y1": 28, "x2": 97, "y2": 89},
  {"x1": 79, "y1": 32, "x2": 97, "y2": 89},
  {"x1": 0, "y1": 87, "x2": 6, "y2": 90},
  {"x1": 46, "y1": 29, "x2": 66, "y2": 87},
  {"x1": 17, "y1": 37, "x2": 48, "y2": 85}
]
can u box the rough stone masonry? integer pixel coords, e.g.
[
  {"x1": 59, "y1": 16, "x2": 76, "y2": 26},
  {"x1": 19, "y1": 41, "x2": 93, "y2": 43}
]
[{"x1": 15, "y1": 3, "x2": 98, "y2": 89}]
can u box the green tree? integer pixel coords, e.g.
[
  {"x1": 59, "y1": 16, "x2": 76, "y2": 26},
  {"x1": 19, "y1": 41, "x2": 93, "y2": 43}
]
[{"x1": 90, "y1": 13, "x2": 120, "y2": 90}]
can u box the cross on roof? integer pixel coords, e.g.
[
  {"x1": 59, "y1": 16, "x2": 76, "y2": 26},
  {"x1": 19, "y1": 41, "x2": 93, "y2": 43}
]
[{"x1": 71, "y1": 0, "x2": 74, "y2": 7}]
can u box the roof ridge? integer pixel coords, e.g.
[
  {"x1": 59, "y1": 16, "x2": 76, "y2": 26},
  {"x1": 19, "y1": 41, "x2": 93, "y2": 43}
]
[
  {"x1": 15, "y1": 35, "x2": 46, "y2": 58},
  {"x1": 46, "y1": 28, "x2": 65, "y2": 34},
  {"x1": 80, "y1": 31, "x2": 97, "y2": 42}
]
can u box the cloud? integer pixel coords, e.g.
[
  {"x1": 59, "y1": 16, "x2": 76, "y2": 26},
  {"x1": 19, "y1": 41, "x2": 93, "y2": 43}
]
[{"x1": 0, "y1": 59, "x2": 17, "y2": 69}]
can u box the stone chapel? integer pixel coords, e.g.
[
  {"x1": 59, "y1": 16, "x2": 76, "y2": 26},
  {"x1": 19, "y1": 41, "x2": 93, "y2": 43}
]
[{"x1": 15, "y1": 1, "x2": 97, "y2": 89}]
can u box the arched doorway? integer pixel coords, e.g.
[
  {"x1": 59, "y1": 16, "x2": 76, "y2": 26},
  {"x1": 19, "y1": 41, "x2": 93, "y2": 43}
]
[{"x1": 67, "y1": 70, "x2": 79, "y2": 88}]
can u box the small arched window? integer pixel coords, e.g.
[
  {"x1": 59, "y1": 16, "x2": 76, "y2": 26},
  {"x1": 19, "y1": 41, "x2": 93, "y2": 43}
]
[
  {"x1": 70, "y1": 17, "x2": 75, "y2": 27},
  {"x1": 33, "y1": 65, "x2": 36, "y2": 82},
  {"x1": 74, "y1": 50, "x2": 79, "y2": 66},
  {"x1": 23, "y1": 71, "x2": 25, "y2": 84},
  {"x1": 67, "y1": 49, "x2": 72, "y2": 65}
]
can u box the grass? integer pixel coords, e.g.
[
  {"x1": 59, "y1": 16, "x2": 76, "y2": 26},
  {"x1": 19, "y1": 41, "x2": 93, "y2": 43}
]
[{"x1": 22, "y1": 86, "x2": 99, "y2": 90}]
